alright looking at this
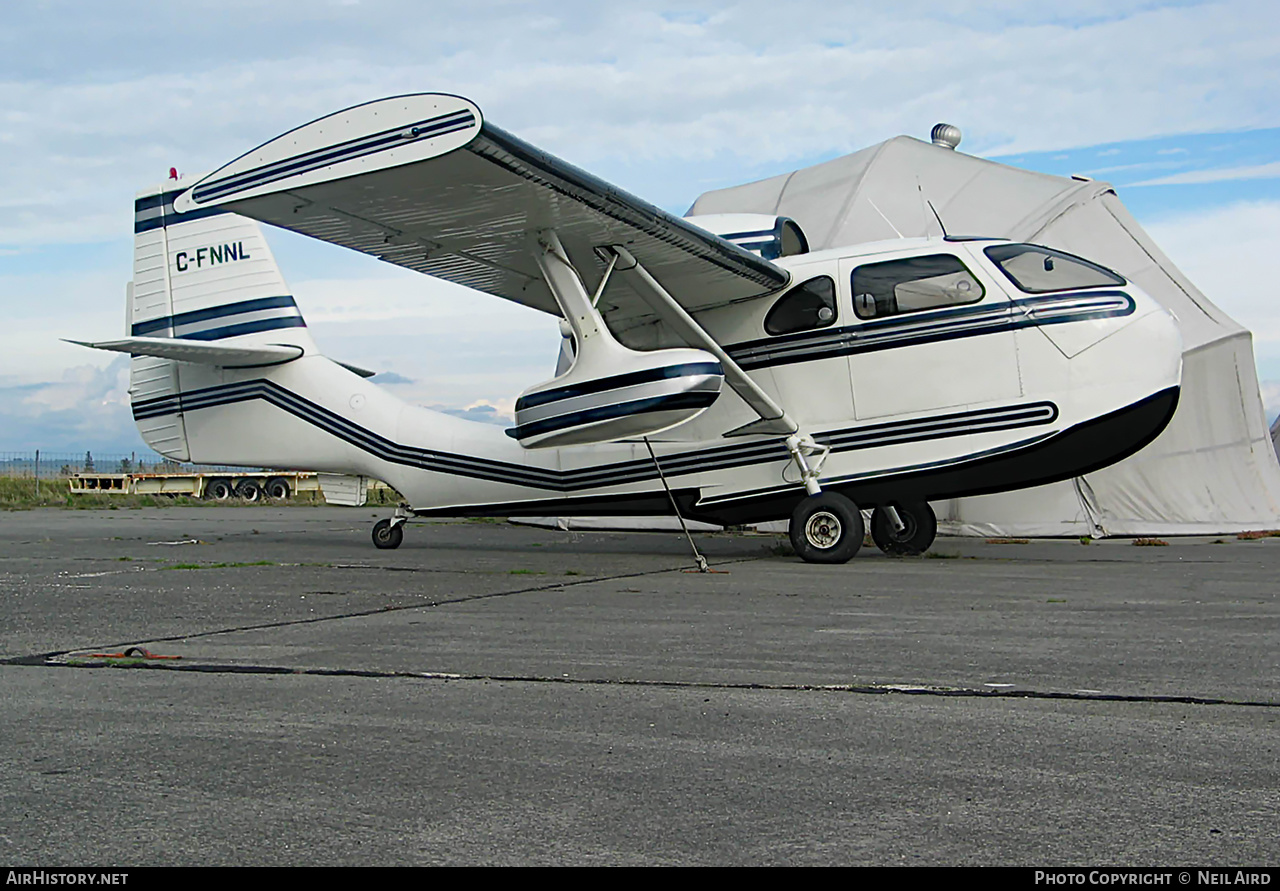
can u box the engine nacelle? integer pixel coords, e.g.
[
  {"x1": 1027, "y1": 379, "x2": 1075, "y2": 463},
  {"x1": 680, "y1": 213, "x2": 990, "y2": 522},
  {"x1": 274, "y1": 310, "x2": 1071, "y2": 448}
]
[
  {"x1": 683, "y1": 213, "x2": 809, "y2": 260},
  {"x1": 508, "y1": 339, "x2": 724, "y2": 449}
]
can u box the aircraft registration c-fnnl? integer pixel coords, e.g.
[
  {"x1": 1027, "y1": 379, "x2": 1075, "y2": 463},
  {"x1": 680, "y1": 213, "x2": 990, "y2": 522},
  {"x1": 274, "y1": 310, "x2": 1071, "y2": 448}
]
[{"x1": 75, "y1": 93, "x2": 1182, "y2": 563}]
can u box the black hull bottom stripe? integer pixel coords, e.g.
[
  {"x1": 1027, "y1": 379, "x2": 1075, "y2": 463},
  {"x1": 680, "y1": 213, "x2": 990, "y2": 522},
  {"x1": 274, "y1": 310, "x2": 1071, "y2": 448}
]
[
  {"x1": 699, "y1": 387, "x2": 1181, "y2": 526},
  {"x1": 130, "y1": 379, "x2": 1061, "y2": 492},
  {"x1": 430, "y1": 387, "x2": 1180, "y2": 526},
  {"x1": 695, "y1": 432, "x2": 1056, "y2": 507}
]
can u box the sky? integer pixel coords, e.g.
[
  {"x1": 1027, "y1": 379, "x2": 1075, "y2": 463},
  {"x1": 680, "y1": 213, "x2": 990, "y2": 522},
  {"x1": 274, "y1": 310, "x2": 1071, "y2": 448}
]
[{"x1": 2, "y1": 0, "x2": 1279, "y2": 455}]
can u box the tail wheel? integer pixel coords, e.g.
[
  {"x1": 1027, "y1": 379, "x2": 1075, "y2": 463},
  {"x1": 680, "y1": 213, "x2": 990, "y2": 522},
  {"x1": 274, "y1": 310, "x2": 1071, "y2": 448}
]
[
  {"x1": 265, "y1": 477, "x2": 291, "y2": 500},
  {"x1": 205, "y1": 478, "x2": 233, "y2": 501},
  {"x1": 870, "y1": 501, "x2": 937, "y2": 556},
  {"x1": 372, "y1": 519, "x2": 404, "y2": 550},
  {"x1": 235, "y1": 480, "x2": 263, "y2": 503},
  {"x1": 788, "y1": 492, "x2": 864, "y2": 564}
]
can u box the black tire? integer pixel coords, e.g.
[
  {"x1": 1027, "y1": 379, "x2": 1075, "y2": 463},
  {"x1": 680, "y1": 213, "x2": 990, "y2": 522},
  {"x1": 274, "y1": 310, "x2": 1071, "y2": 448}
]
[
  {"x1": 870, "y1": 501, "x2": 938, "y2": 556},
  {"x1": 235, "y1": 479, "x2": 263, "y2": 503},
  {"x1": 789, "y1": 492, "x2": 864, "y2": 564},
  {"x1": 372, "y1": 519, "x2": 404, "y2": 550},
  {"x1": 265, "y1": 477, "x2": 291, "y2": 500},
  {"x1": 205, "y1": 478, "x2": 233, "y2": 501}
]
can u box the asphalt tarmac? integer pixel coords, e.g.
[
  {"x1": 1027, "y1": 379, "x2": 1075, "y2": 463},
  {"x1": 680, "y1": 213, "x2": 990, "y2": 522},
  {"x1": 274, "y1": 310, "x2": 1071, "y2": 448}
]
[{"x1": 1, "y1": 507, "x2": 1277, "y2": 865}]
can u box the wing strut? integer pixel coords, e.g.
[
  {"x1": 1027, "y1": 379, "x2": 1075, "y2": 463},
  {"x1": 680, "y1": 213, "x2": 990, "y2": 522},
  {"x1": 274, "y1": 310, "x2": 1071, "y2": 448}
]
[{"x1": 605, "y1": 246, "x2": 798, "y2": 437}]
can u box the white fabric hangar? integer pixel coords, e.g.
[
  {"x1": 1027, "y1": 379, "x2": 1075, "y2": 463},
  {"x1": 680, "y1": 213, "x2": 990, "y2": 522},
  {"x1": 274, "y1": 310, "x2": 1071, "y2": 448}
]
[{"x1": 688, "y1": 132, "x2": 1280, "y2": 536}]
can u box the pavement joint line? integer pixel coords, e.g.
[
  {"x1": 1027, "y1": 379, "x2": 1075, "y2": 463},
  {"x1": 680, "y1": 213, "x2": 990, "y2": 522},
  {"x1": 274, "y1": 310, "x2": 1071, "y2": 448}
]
[
  {"x1": 0, "y1": 554, "x2": 769, "y2": 667},
  {"x1": 11, "y1": 655, "x2": 1280, "y2": 708}
]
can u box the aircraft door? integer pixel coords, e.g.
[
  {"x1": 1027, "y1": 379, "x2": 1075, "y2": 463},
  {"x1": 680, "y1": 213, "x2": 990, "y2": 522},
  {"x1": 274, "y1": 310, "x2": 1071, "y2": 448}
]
[
  {"x1": 842, "y1": 251, "x2": 1022, "y2": 421},
  {"x1": 756, "y1": 273, "x2": 855, "y2": 426}
]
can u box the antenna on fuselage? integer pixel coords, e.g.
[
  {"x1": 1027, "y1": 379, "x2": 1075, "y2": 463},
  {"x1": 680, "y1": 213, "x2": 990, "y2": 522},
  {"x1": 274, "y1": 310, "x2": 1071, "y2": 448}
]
[
  {"x1": 925, "y1": 194, "x2": 949, "y2": 239},
  {"x1": 915, "y1": 173, "x2": 949, "y2": 240}
]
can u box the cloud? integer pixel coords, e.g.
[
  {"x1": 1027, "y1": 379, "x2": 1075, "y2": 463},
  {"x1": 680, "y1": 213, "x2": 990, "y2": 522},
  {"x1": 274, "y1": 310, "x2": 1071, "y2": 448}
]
[
  {"x1": 430, "y1": 402, "x2": 511, "y2": 426},
  {"x1": 0, "y1": 356, "x2": 148, "y2": 452},
  {"x1": 6, "y1": 1, "x2": 1280, "y2": 449},
  {"x1": 1130, "y1": 160, "x2": 1280, "y2": 187},
  {"x1": 297, "y1": 266, "x2": 563, "y2": 411},
  {"x1": 5, "y1": 2, "x2": 1280, "y2": 246},
  {"x1": 1262, "y1": 379, "x2": 1280, "y2": 422},
  {"x1": 370, "y1": 371, "x2": 414, "y2": 385},
  {"x1": 1144, "y1": 200, "x2": 1280, "y2": 362}
]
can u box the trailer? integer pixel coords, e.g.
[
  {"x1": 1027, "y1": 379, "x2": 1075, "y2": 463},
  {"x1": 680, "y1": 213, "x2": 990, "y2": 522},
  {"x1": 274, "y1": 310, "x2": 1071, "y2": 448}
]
[
  {"x1": 68, "y1": 470, "x2": 321, "y2": 501},
  {"x1": 67, "y1": 470, "x2": 400, "y2": 505}
]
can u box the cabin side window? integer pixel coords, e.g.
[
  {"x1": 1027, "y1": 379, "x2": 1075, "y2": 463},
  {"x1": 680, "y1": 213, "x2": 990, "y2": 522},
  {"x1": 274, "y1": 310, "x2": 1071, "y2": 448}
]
[
  {"x1": 764, "y1": 275, "x2": 837, "y2": 336},
  {"x1": 851, "y1": 254, "x2": 984, "y2": 320},
  {"x1": 983, "y1": 243, "x2": 1125, "y2": 293}
]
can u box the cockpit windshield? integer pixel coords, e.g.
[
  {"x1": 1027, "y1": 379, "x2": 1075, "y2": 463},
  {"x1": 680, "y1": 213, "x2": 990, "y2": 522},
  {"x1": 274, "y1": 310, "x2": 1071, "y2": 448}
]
[{"x1": 984, "y1": 244, "x2": 1125, "y2": 294}]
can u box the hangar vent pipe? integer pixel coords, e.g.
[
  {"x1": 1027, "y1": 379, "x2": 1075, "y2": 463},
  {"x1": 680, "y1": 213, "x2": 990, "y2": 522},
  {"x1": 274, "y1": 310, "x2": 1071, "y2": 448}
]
[{"x1": 931, "y1": 123, "x2": 962, "y2": 150}]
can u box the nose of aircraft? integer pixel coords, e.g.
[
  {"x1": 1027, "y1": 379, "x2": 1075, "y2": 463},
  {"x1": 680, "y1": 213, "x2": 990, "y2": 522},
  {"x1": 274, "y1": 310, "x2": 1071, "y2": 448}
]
[{"x1": 1055, "y1": 287, "x2": 1183, "y2": 464}]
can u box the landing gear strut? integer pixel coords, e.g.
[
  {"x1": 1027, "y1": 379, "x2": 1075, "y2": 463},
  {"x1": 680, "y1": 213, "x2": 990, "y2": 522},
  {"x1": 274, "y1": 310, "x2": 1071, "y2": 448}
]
[
  {"x1": 870, "y1": 501, "x2": 937, "y2": 556},
  {"x1": 789, "y1": 491, "x2": 864, "y2": 564}
]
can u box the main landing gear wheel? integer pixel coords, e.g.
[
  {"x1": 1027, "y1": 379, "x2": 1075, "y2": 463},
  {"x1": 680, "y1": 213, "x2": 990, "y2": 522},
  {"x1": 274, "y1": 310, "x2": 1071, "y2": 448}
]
[
  {"x1": 789, "y1": 491, "x2": 865, "y2": 564},
  {"x1": 870, "y1": 501, "x2": 937, "y2": 556},
  {"x1": 235, "y1": 479, "x2": 263, "y2": 503},
  {"x1": 372, "y1": 518, "x2": 404, "y2": 550}
]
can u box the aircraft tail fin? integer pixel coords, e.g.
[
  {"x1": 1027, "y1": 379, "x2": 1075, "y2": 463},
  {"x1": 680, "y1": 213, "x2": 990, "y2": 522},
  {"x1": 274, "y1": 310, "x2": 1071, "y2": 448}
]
[{"x1": 126, "y1": 176, "x2": 319, "y2": 460}]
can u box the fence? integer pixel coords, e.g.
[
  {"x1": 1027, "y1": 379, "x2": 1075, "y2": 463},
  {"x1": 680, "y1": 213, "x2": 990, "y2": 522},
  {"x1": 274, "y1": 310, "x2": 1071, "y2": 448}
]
[{"x1": 0, "y1": 452, "x2": 260, "y2": 480}]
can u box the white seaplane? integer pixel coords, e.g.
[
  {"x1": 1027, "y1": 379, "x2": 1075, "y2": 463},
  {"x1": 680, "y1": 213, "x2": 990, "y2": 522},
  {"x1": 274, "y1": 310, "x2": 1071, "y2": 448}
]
[{"x1": 75, "y1": 94, "x2": 1183, "y2": 563}]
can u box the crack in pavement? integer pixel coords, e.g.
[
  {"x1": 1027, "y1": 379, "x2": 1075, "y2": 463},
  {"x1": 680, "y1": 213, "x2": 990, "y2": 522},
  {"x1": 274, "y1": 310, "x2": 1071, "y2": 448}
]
[
  {"x1": 6, "y1": 549, "x2": 1277, "y2": 711},
  {"x1": 0, "y1": 555, "x2": 766, "y2": 667},
  {"x1": 8, "y1": 655, "x2": 1278, "y2": 709}
]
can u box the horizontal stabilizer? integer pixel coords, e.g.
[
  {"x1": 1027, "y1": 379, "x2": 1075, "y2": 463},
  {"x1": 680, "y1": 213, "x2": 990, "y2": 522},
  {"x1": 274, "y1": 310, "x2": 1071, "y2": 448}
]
[
  {"x1": 337, "y1": 361, "x2": 376, "y2": 379},
  {"x1": 67, "y1": 337, "x2": 303, "y2": 367}
]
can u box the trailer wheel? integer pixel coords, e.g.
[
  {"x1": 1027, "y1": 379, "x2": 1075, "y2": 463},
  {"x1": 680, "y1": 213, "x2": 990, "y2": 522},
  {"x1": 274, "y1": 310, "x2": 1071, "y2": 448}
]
[
  {"x1": 788, "y1": 492, "x2": 864, "y2": 564},
  {"x1": 265, "y1": 477, "x2": 291, "y2": 500},
  {"x1": 372, "y1": 519, "x2": 404, "y2": 550},
  {"x1": 236, "y1": 480, "x2": 263, "y2": 503},
  {"x1": 870, "y1": 501, "x2": 937, "y2": 556},
  {"x1": 205, "y1": 478, "x2": 234, "y2": 501}
]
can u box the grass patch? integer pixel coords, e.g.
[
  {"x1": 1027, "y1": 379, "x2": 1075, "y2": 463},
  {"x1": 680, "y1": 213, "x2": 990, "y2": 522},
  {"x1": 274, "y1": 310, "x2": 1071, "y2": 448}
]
[
  {"x1": 985, "y1": 538, "x2": 1030, "y2": 545},
  {"x1": 1237, "y1": 530, "x2": 1280, "y2": 540},
  {"x1": 0, "y1": 477, "x2": 340, "y2": 510},
  {"x1": 1132, "y1": 538, "x2": 1169, "y2": 547},
  {"x1": 508, "y1": 569, "x2": 546, "y2": 575},
  {"x1": 1079, "y1": 536, "x2": 1092, "y2": 545}
]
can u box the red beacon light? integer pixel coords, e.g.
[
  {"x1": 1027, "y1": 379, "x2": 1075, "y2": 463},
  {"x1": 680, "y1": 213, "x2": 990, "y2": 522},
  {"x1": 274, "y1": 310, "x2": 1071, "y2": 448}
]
[{"x1": 169, "y1": 167, "x2": 179, "y2": 180}]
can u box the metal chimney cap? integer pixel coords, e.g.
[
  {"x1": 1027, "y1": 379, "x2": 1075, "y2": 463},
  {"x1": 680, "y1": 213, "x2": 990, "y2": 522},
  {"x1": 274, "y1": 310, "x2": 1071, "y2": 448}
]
[{"x1": 931, "y1": 123, "x2": 961, "y2": 150}]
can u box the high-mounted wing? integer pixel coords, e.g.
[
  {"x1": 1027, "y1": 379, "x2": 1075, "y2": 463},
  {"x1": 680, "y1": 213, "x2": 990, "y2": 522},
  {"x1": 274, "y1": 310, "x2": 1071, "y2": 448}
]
[{"x1": 175, "y1": 94, "x2": 789, "y2": 333}]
